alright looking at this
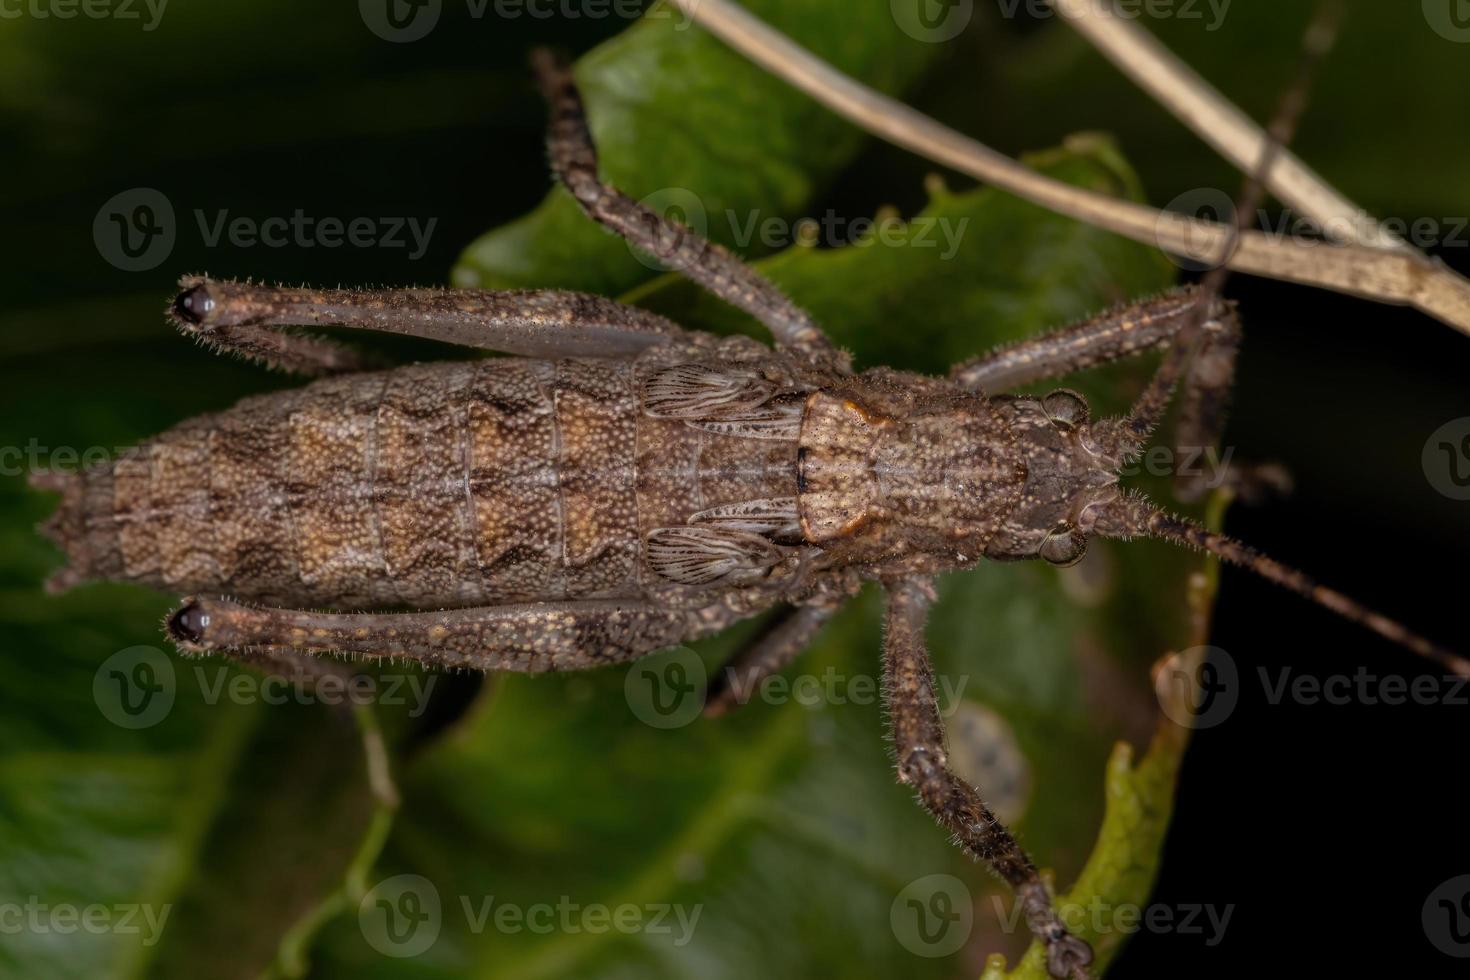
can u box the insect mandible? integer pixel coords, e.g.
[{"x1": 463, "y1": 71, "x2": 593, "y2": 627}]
[{"x1": 29, "y1": 41, "x2": 1465, "y2": 980}]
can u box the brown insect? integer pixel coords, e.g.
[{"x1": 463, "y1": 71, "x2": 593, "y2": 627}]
[{"x1": 30, "y1": 48, "x2": 1464, "y2": 980}]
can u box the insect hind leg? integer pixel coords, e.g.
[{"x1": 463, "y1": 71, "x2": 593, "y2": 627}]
[{"x1": 170, "y1": 275, "x2": 684, "y2": 375}]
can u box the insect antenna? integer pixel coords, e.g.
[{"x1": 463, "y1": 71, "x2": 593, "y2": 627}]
[
  {"x1": 1093, "y1": 492, "x2": 1470, "y2": 678},
  {"x1": 1112, "y1": 0, "x2": 1345, "y2": 456},
  {"x1": 1092, "y1": 0, "x2": 1469, "y2": 677}
]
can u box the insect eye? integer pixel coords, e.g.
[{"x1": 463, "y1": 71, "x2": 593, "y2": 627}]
[
  {"x1": 172, "y1": 284, "x2": 215, "y2": 326},
  {"x1": 1039, "y1": 524, "x2": 1088, "y2": 567},
  {"x1": 1042, "y1": 389, "x2": 1089, "y2": 430},
  {"x1": 167, "y1": 601, "x2": 210, "y2": 644}
]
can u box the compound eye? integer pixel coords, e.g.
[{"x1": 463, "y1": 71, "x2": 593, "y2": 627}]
[
  {"x1": 1042, "y1": 389, "x2": 1089, "y2": 430},
  {"x1": 1039, "y1": 523, "x2": 1088, "y2": 567},
  {"x1": 172, "y1": 284, "x2": 215, "y2": 326},
  {"x1": 167, "y1": 601, "x2": 210, "y2": 644}
]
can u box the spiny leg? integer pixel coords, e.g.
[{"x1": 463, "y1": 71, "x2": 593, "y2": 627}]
[
  {"x1": 166, "y1": 595, "x2": 703, "y2": 673},
  {"x1": 170, "y1": 276, "x2": 685, "y2": 374},
  {"x1": 950, "y1": 287, "x2": 1222, "y2": 394},
  {"x1": 704, "y1": 601, "x2": 841, "y2": 718},
  {"x1": 883, "y1": 579, "x2": 1092, "y2": 980},
  {"x1": 531, "y1": 49, "x2": 842, "y2": 368}
]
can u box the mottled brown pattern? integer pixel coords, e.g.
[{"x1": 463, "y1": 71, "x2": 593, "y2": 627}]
[{"x1": 47, "y1": 350, "x2": 821, "y2": 611}]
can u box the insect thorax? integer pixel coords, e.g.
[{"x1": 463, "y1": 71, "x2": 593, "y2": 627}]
[{"x1": 795, "y1": 385, "x2": 1027, "y2": 564}]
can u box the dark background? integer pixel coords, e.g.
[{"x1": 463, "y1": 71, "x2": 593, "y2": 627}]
[{"x1": 2, "y1": 1, "x2": 1466, "y2": 977}]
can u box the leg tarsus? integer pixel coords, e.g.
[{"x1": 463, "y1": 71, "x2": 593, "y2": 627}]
[{"x1": 882, "y1": 578, "x2": 1092, "y2": 980}]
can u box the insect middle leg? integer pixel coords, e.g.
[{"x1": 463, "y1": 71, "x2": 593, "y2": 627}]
[
  {"x1": 531, "y1": 49, "x2": 842, "y2": 368},
  {"x1": 703, "y1": 601, "x2": 843, "y2": 718},
  {"x1": 883, "y1": 579, "x2": 1092, "y2": 980}
]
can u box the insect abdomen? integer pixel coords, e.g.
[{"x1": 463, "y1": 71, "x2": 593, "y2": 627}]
[{"x1": 37, "y1": 356, "x2": 801, "y2": 608}]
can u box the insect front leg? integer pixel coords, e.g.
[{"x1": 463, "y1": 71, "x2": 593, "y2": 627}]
[
  {"x1": 949, "y1": 288, "x2": 1280, "y2": 502},
  {"x1": 166, "y1": 596, "x2": 710, "y2": 673},
  {"x1": 531, "y1": 49, "x2": 844, "y2": 370},
  {"x1": 883, "y1": 578, "x2": 1093, "y2": 980},
  {"x1": 949, "y1": 286, "x2": 1223, "y2": 394},
  {"x1": 703, "y1": 601, "x2": 843, "y2": 718},
  {"x1": 170, "y1": 275, "x2": 686, "y2": 374}
]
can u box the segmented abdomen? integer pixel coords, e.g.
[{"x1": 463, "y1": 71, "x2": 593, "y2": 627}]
[{"x1": 44, "y1": 357, "x2": 799, "y2": 609}]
